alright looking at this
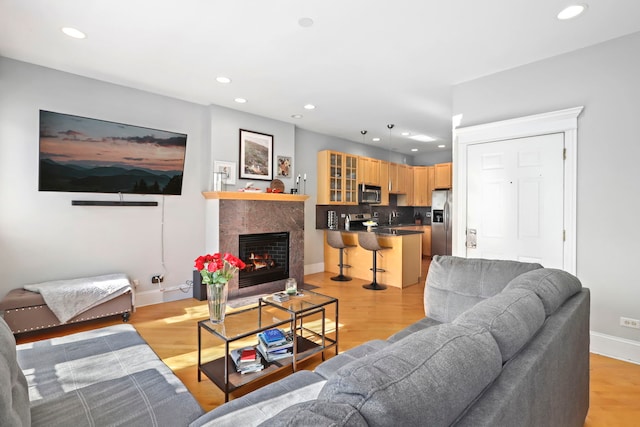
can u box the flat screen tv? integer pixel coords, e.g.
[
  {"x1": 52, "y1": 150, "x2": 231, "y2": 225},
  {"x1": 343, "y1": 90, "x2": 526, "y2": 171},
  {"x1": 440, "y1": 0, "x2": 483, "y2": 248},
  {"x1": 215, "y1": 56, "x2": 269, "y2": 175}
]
[{"x1": 39, "y1": 110, "x2": 187, "y2": 195}]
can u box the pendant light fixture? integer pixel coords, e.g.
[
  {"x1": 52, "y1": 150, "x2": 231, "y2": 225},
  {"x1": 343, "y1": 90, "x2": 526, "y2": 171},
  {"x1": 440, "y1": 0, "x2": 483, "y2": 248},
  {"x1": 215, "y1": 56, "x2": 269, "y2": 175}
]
[{"x1": 387, "y1": 124, "x2": 394, "y2": 160}]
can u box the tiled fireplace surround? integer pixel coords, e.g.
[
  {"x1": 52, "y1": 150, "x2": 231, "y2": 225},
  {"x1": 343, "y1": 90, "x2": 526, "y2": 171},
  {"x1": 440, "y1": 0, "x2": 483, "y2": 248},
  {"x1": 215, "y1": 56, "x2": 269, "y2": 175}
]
[{"x1": 212, "y1": 197, "x2": 306, "y2": 300}]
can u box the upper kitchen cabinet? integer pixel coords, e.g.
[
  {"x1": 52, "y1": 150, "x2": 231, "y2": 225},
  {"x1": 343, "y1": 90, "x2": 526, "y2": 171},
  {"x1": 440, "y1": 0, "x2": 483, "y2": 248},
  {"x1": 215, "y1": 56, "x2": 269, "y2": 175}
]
[
  {"x1": 413, "y1": 166, "x2": 435, "y2": 206},
  {"x1": 434, "y1": 162, "x2": 452, "y2": 189},
  {"x1": 395, "y1": 164, "x2": 414, "y2": 206},
  {"x1": 379, "y1": 161, "x2": 390, "y2": 206},
  {"x1": 389, "y1": 162, "x2": 409, "y2": 194},
  {"x1": 317, "y1": 150, "x2": 359, "y2": 205},
  {"x1": 358, "y1": 157, "x2": 381, "y2": 186}
]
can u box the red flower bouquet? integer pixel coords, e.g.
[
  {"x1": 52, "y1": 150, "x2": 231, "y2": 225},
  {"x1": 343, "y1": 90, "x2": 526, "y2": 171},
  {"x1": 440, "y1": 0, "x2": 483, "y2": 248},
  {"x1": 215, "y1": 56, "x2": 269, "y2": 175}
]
[{"x1": 194, "y1": 253, "x2": 246, "y2": 285}]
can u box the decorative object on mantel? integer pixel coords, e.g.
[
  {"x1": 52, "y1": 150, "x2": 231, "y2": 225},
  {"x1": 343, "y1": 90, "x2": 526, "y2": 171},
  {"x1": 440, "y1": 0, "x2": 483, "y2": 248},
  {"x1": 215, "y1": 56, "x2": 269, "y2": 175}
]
[
  {"x1": 213, "y1": 160, "x2": 236, "y2": 187},
  {"x1": 239, "y1": 129, "x2": 273, "y2": 181},
  {"x1": 270, "y1": 179, "x2": 284, "y2": 193},
  {"x1": 238, "y1": 182, "x2": 263, "y2": 192},
  {"x1": 194, "y1": 252, "x2": 246, "y2": 323},
  {"x1": 295, "y1": 173, "x2": 307, "y2": 194}
]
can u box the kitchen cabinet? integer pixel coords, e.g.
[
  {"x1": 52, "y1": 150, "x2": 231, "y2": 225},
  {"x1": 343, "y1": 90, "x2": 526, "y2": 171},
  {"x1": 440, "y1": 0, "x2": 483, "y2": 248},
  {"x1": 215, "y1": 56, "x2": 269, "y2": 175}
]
[
  {"x1": 388, "y1": 162, "x2": 398, "y2": 193},
  {"x1": 398, "y1": 164, "x2": 414, "y2": 206},
  {"x1": 434, "y1": 162, "x2": 452, "y2": 189},
  {"x1": 392, "y1": 225, "x2": 432, "y2": 257},
  {"x1": 413, "y1": 166, "x2": 429, "y2": 206},
  {"x1": 426, "y1": 166, "x2": 435, "y2": 206},
  {"x1": 358, "y1": 157, "x2": 381, "y2": 186},
  {"x1": 379, "y1": 161, "x2": 389, "y2": 206},
  {"x1": 317, "y1": 150, "x2": 358, "y2": 205}
]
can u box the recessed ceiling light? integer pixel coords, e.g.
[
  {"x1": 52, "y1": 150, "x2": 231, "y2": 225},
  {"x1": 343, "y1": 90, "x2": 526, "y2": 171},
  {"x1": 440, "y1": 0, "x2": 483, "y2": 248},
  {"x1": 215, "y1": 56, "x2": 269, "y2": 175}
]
[
  {"x1": 557, "y1": 4, "x2": 587, "y2": 20},
  {"x1": 61, "y1": 27, "x2": 86, "y2": 39},
  {"x1": 438, "y1": 144, "x2": 446, "y2": 148},
  {"x1": 291, "y1": 114, "x2": 303, "y2": 119},
  {"x1": 409, "y1": 134, "x2": 436, "y2": 142},
  {"x1": 401, "y1": 132, "x2": 410, "y2": 136},
  {"x1": 372, "y1": 137, "x2": 381, "y2": 142},
  {"x1": 303, "y1": 104, "x2": 315, "y2": 110},
  {"x1": 234, "y1": 98, "x2": 247, "y2": 104},
  {"x1": 411, "y1": 148, "x2": 418, "y2": 152},
  {"x1": 298, "y1": 17, "x2": 314, "y2": 28},
  {"x1": 216, "y1": 76, "x2": 231, "y2": 84}
]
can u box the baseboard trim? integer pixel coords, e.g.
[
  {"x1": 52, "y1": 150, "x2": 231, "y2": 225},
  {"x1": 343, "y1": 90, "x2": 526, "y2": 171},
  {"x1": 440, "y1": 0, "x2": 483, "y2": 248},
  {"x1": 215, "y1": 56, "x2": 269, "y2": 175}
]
[
  {"x1": 590, "y1": 331, "x2": 640, "y2": 365},
  {"x1": 134, "y1": 288, "x2": 192, "y2": 307},
  {"x1": 304, "y1": 262, "x2": 325, "y2": 276}
]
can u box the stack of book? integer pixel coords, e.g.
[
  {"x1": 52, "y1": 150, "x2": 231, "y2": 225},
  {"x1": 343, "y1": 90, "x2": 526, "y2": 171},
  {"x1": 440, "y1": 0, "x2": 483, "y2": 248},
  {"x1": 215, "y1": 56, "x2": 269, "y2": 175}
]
[
  {"x1": 257, "y1": 328, "x2": 294, "y2": 362},
  {"x1": 230, "y1": 347, "x2": 263, "y2": 374}
]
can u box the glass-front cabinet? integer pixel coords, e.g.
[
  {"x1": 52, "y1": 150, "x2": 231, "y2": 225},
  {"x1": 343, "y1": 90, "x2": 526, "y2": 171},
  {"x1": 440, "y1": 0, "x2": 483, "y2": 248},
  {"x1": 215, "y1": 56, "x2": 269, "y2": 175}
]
[{"x1": 318, "y1": 150, "x2": 358, "y2": 205}]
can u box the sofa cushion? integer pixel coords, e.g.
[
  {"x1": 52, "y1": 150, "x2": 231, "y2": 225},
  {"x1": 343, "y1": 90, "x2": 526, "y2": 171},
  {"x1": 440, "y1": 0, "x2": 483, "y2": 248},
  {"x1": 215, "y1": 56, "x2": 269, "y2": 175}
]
[
  {"x1": 17, "y1": 324, "x2": 203, "y2": 427},
  {"x1": 0, "y1": 316, "x2": 30, "y2": 427},
  {"x1": 453, "y1": 288, "x2": 545, "y2": 362},
  {"x1": 386, "y1": 316, "x2": 442, "y2": 343},
  {"x1": 318, "y1": 323, "x2": 502, "y2": 427},
  {"x1": 314, "y1": 340, "x2": 389, "y2": 379},
  {"x1": 259, "y1": 401, "x2": 368, "y2": 426},
  {"x1": 190, "y1": 370, "x2": 326, "y2": 427},
  {"x1": 425, "y1": 256, "x2": 543, "y2": 322},
  {"x1": 504, "y1": 268, "x2": 582, "y2": 316}
]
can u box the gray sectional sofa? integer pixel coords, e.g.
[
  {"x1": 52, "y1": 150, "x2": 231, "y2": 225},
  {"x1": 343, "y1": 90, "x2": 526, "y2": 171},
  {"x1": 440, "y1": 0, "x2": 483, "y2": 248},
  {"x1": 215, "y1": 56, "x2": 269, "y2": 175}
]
[
  {"x1": 1, "y1": 256, "x2": 589, "y2": 426},
  {"x1": 193, "y1": 256, "x2": 590, "y2": 426}
]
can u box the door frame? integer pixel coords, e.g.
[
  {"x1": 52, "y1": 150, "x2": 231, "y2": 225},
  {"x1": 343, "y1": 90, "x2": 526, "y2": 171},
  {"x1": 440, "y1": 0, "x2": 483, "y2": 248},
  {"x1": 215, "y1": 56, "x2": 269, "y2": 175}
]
[{"x1": 452, "y1": 106, "x2": 583, "y2": 274}]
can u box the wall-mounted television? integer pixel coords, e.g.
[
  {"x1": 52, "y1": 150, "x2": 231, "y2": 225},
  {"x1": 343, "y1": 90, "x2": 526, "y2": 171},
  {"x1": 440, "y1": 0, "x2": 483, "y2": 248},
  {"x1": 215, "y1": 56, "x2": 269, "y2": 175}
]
[{"x1": 39, "y1": 110, "x2": 187, "y2": 195}]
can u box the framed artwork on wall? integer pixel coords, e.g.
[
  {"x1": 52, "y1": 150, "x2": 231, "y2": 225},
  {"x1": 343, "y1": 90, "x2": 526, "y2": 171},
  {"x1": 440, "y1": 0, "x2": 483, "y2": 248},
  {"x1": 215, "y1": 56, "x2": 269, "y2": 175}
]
[
  {"x1": 213, "y1": 160, "x2": 236, "y2": 185},
  {"x1": 239, "y1": 129, "x2": 273, "y2": 181},
  {"x1": 276, "y1": 155, "x2": 292, "y2": 178}
]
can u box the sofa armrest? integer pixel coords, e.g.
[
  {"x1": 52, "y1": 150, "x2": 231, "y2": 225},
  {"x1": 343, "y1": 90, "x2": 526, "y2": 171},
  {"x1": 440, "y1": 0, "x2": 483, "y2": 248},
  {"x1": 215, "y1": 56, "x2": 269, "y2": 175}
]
[{"x1": 386, "y1": 316, "x2": 442, "y2": 343}]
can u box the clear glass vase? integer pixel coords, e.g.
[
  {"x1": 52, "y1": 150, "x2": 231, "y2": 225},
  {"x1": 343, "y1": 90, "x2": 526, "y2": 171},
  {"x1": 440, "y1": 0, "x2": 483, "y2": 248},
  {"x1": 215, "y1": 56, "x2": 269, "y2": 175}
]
[{"x1": 207, "y1": 283, "x2": 228, "y2": 323}]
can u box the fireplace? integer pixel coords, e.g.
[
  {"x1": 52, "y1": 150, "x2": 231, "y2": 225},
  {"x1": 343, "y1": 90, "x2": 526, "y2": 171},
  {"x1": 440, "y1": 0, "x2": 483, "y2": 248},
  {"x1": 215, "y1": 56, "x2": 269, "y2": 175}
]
[
  {"x1": 239, "y1": 232, "x2": 289, "y2": 288},
  {"x1": 204, "y1": 193, "x2": 307, "y2": 300}
]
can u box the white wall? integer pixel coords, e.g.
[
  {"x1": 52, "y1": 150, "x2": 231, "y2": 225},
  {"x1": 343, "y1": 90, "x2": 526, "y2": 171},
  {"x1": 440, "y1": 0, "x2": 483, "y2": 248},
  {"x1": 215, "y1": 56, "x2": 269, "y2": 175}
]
[
  {"x1": 452, "y1": 31, "x2": 640, "y2": 362},
  {"x1": 0, "y1": 57, "x2": 209, "y2": 305}
]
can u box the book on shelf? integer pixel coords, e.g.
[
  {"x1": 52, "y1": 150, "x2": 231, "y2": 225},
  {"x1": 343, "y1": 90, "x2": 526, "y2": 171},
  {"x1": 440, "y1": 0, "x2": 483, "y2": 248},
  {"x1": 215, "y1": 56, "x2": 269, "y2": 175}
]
[
  {"x1": 258, "y1": 329, "x2": 294, "y2": 349},
  {"x1": 260, "y1": 328, "x2": 287, "y2": 343},
  {"x1": 256, "y1": 341, "x2": 293, "y2": 362},
  {"x1": 230, "y1": 346, "x2": 264, "y2": 374}
]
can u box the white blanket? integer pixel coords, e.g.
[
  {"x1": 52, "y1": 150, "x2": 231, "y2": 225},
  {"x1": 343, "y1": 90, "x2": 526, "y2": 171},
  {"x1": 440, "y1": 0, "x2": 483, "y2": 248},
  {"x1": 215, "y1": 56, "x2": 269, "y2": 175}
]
[{"x1": 24, "y1": 273, "x2": 131, "y2": 323}]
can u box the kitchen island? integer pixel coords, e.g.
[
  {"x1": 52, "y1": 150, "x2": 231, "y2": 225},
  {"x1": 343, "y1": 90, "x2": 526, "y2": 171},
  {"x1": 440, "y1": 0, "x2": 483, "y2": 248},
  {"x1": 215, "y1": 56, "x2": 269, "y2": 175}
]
[{"x1": 323, "y1": 228, "x2": 423, "y2": 288}]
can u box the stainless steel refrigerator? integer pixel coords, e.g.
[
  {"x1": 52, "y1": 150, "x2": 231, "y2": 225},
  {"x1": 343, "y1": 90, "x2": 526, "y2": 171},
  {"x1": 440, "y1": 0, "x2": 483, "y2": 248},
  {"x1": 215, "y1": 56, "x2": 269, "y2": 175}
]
[{"x1": 431, "y1": 189, "x2": 452, "y2": 256}]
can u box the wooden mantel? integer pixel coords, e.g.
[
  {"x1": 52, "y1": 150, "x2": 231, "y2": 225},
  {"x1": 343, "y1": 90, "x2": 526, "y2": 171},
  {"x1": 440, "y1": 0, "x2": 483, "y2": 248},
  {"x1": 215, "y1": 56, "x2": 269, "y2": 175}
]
[{"x1": 202, "y1": 191, "x2": 309, "y2": 202}]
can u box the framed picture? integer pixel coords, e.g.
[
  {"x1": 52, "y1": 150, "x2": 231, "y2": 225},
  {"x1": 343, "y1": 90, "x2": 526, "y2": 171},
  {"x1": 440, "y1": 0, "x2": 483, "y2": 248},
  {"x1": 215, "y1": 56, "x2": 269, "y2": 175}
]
[
  {"x1": 239, "y1": 129, "x2": 273, "y2": 181},
  {"x1": 213, "y1": 160, "x2": 236, "y2": 185},
  {"x1": 276, "y1": 155, "x2": 292, "y2": 178}
]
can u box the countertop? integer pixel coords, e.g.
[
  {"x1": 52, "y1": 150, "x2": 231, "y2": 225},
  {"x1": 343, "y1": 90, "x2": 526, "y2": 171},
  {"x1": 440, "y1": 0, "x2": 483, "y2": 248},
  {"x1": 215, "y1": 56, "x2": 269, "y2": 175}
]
[{"x1": 329, "y1": 224, "x2": 428, "y2": 236}]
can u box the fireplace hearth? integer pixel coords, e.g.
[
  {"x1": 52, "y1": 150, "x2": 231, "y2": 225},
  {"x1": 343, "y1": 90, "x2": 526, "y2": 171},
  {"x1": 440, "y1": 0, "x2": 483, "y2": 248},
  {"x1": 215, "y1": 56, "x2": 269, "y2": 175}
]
[{"x1": 239, "y1": 232, "x2": 289, "y2": 288}]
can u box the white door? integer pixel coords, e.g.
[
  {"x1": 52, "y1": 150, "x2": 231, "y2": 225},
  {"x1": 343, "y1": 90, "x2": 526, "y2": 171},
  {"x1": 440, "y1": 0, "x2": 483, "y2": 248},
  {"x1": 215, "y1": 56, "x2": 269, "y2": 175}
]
[{"x1": 465, "y1": 133, "x2": 565, "y2": 267}]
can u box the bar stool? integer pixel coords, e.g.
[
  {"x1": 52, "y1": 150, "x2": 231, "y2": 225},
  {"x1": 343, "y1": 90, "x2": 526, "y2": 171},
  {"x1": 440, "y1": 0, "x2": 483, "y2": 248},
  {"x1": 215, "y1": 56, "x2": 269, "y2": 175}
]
[
  {"x1": 358, "y1": 232, "x2": 390, "y2": 290},
  {"x1": 326, "y1": 230, "x2": 356, "y2": 281}
]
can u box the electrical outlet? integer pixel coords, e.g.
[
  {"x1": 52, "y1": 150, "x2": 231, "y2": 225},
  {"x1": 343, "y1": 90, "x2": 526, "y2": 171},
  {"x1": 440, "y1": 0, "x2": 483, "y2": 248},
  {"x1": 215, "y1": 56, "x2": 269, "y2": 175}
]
[
  {"x1": 132, "y1": 279, "x2": 139, "y2": 288},
  {"x1": 151, "y1": 275, "x2": 164, "y2": 284},
  {"x1": 620, "y1": 317, "x2": 640, "y2": 329}
]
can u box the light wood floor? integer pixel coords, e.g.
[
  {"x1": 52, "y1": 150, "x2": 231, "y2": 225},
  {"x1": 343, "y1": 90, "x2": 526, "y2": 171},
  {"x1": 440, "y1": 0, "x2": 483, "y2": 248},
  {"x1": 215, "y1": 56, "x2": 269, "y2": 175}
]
[{"x1": 16, "y1": 259, "x2": 640, "y2": 425}]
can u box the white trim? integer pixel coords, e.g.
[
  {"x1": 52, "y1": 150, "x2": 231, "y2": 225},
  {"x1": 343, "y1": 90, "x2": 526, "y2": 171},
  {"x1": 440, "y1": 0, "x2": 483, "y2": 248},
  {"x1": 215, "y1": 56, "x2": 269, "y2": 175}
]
[
  {"x1": 134, "y1": 289, "x2": 192, "y2": 307},
  {"x1": 452, "y1": 107, "x2": 583, "y2": 274},
  {"x1": 590, "y1": 331, "x2": 640, "y2": 365},
  {"x1": 305, "y1": 262, "x2": 325, "y2": 275}
]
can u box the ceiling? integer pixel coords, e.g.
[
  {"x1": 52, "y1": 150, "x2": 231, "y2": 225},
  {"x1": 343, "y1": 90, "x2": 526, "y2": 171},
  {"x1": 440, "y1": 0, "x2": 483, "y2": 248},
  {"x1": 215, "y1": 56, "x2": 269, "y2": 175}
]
[{"x1": 2, "y1": 1, "x2": 640, "y2": 155}]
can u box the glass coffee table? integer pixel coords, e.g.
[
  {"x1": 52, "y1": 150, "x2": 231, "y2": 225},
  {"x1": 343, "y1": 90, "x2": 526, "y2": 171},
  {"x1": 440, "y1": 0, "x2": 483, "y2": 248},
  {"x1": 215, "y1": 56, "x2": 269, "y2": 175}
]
[
  {"x1": 259, "y1": 289, "x2": 339, "y2": 372},
  {"x1": 197, "y1": 289, "x2": 338, "y2": 402}
]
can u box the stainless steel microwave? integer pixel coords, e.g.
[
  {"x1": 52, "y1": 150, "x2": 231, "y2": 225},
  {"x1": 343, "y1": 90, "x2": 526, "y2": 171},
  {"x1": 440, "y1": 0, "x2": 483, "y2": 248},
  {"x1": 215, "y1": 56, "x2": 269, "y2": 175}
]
[{"x1": 358, "y1": 184, "x2": 381, "y2": 204}]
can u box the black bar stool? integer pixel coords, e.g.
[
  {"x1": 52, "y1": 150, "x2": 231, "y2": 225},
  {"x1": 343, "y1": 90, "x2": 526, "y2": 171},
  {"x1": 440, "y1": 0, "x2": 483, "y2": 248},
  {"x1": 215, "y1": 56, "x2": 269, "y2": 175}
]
[
  {"x1": 326, "y1": 230, "x2": 356, "y2": 281},
  {"x1": 357, "y1": 232, "x2": 390, "y2": 290}
]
